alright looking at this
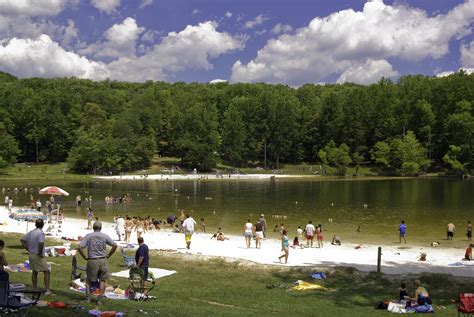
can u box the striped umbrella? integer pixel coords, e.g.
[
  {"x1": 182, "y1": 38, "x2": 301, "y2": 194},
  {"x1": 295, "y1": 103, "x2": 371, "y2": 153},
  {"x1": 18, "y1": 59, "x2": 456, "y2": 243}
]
[{"x1": 38, "y1": 186, "x2": 69, "y2": 196}]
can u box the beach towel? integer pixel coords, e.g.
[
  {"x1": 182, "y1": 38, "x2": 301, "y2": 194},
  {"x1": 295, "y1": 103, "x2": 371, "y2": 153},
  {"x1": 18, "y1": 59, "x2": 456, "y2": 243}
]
[
  {"x1": 111, "y1": 268, "x2": 176, "y2": 279},
  {"x1": 387, "y1": 302, "x2": 406, "y2": 313},
  {"x1": 292, "y1": 280, "x2": 328, "y2": 291}
]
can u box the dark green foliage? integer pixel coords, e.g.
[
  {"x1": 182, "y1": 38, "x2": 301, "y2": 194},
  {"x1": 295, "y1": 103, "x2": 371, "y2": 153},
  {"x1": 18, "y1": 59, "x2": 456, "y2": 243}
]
[{"x1": 0, "y1": 71, "x2": 473, "y2": 174}]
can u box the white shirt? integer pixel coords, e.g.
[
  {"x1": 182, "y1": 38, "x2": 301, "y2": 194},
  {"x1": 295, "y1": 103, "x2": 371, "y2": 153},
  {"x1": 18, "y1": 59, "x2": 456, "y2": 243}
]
[
  {"x1": 182, "y1": 217, "x2": 196, "y2": 233},
  {"x1": 244, "y1": 222, "x2": 253, "y2": 231},
  {"x1": 296, "y1": 228, "x2": 303, "y2": 235},
  {"x1": 21, "y1": 228, "x2": 46, "y2": 256},
  {"x1": 305, "y1": 224, "x2": 315, "y2": 235}
]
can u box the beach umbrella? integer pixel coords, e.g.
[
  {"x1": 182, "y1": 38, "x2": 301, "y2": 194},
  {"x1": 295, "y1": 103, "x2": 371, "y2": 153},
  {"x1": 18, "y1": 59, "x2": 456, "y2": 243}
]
[{"x1": 38, "y1": 186, "x2": 69, "y2": 196}]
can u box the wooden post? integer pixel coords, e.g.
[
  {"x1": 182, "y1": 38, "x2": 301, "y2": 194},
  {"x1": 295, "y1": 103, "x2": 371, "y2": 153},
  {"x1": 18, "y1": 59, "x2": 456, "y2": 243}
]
[{"x1": 377, "y1": 247, "x2": 382, "y2": 273}]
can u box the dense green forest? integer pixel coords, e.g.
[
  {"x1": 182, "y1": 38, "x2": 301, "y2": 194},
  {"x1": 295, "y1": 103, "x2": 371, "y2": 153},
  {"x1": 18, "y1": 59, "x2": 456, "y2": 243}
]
[{"x1": 0, "y1": 71, "x2": 473, "y2": 175}]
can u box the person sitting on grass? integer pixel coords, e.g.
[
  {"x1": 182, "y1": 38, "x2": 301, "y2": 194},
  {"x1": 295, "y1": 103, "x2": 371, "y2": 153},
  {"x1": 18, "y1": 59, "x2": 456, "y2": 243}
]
[
  {"x1": 399, "y1": 282, "x2": 408, "y2": 301},
  {"x1": 464, "y1": 244, "x2": 473, "y2": 261},
  {"x1": 411, "y1": 280, "x2": 432, "y2": 306}
]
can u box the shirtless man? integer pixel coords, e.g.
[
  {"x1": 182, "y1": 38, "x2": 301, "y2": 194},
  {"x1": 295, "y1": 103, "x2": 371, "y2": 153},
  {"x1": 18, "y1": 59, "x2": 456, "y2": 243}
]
[{"x1": 447, "y1": 222, "x2": 455, "y2": 240}]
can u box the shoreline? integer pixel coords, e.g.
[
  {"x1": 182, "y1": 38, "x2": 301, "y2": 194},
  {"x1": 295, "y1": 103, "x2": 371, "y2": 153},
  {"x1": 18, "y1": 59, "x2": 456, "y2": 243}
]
[{"x1": 1, "y1": 207, "x2": 472, "y2": 277}]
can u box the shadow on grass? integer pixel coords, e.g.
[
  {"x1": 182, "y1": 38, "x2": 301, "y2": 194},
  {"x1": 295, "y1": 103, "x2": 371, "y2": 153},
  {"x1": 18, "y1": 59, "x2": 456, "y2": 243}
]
[{"x1": 271, "y1": 264, "x2": 474, "y2": 310}]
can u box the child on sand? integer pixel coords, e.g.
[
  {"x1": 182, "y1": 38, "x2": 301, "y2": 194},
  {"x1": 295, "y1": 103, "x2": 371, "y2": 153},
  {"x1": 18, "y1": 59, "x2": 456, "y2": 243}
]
[
  {"x1": 200, "y1": 218, "x2": 206, "y2": 233},
  {"x1": 464, "y1": 244, "x2": 473, "y2": 261}
]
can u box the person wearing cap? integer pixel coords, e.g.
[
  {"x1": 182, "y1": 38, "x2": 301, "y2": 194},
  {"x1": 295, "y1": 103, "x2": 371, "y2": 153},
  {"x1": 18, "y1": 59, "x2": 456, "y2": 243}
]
[
  {"x1": 78, "y1": 221, "x2": 117, "y2": 303},
  {"x1": 259, "y1": 214, "x2": 267, "y2": 239},
  {"x1": 20, "y1": 219, "x2": 52, "y2": 295}
]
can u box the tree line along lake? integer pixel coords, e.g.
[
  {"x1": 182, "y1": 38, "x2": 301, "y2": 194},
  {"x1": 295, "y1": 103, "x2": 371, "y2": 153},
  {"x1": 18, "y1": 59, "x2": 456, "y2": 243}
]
[{"x1": 2, "y1": 177, "x2": 473, "y2": 248}]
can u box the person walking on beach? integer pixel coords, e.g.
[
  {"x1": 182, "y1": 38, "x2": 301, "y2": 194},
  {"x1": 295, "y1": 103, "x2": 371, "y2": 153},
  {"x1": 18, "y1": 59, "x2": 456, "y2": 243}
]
[
  {"x1": 115, "y1": 215, "x2": 125, "y2": 241},
  {"x1": 447, "y1": 222, "x2": 456, "y2": 240},
  {"x1": 182, "y1": 214, "x2": 196, "y2": 249},
  {"x1": 467, "y1": 221, "x2": 472, "y2": 241},
  {"x1": 305, "y1": 221, "x2": 316, "y2": 248},
  {"x1": 78, "y1": 221, "x2": 117, "y2": 304},
  {"x1": 255, "y1": 219, "x2": 264, "y2": 249},
  {"x1": 76, "y1": 194, "x2": 81, "y2": 206},
  {"x1": 399, "y1": 220, "x2": 407, "y2": 244},
  {"x1": 244, "y1": 219, "x2": 253, "y2": 249},
  {"x1": 278, "y1": 230, "x2": 289, "y2": 264},
  {"x1": 259, "y1": 214, "x2": 267, "y2": 239},
  {"x1": 4, "y1": 195, "x2": 8, "y2": 209},
  {"x1": 20, "y1": 219, "x2": 52, "y2": 295},
  {"x1": 87, "y1": 208, "x2": 94, "y2": 230}
]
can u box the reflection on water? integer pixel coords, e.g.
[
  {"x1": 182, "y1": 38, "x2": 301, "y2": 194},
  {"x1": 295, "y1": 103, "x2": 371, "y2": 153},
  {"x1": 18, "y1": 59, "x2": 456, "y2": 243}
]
[{"x1": 1, "y1": 178, "x2": 473, "y2": 245}]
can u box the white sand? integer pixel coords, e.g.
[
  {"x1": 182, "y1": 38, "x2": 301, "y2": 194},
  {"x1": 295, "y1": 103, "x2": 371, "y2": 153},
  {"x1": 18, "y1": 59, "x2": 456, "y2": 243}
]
[
  {"x1": 1, "y1": 207, "x2": 472, "y2": 277},
  {"x1": 95, "y1": 173, "x2": 314, "y2": 181}
]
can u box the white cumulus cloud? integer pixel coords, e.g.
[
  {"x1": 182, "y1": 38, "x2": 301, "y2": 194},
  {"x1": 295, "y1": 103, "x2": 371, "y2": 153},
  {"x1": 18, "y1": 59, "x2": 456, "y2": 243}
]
[
  {"x1": 232, "y1": 0, "x2": 474, "y2": 85},
  {"x1": 107, "y1": 21, "x2": 244, "y2": 81},
  {"x1": 0, "y1": 34, "x2": 109, "y2": 80},
  {"x1": 91, "y1": 0, "x2": 120, "y2": 14},
  {"x1": 78, "y1": 17, "x2": 145, "y2": 58},
  {"x1": 0, "y1": 0, "x2": 66, "y2": 16},
  {"x1": 336, "y1": 59, "x2": 397, "y2": 84},
  {"x1": 460, "y1": 41, "x2": 474, "y2": 68}
]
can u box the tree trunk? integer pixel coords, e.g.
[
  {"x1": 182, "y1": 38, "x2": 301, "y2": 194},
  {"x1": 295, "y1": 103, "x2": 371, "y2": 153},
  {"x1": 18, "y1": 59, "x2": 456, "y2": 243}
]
[
  {"x1": 276, "y1": 154, "x2": 280, "y2": 170},
  {"x1": 264, "y1": 140, "x2": 267, "y2": 170},
  {"x1": 35, "y1": 139, "x2": 39, "y2": 163}
]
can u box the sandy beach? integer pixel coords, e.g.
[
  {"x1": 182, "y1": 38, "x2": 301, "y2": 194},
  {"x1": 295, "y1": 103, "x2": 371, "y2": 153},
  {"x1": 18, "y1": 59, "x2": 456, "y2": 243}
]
[
  {"x1": 95, "y1": 173, "x2": 314, "y2": 181},
  {"x1": 1, "y1": 206, "x2": 472, "y2": 277}
]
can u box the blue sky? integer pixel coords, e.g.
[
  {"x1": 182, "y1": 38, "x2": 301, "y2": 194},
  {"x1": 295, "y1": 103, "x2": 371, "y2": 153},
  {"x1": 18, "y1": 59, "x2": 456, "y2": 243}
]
[{"x1": 0, "y1": 0, "x2": 473, "y2": 85}]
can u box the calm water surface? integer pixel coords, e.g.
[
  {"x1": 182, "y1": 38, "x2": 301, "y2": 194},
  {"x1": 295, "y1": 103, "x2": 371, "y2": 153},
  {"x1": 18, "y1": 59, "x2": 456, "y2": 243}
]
[{"x1": 2, "y1": 178, "x2": 473, "y2": 246}]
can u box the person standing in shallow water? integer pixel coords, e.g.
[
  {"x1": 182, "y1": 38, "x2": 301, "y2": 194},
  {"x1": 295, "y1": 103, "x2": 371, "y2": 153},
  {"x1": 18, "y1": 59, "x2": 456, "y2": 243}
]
[{"x1": 399, "y1": 220, "x2": 407, "y2": 244}]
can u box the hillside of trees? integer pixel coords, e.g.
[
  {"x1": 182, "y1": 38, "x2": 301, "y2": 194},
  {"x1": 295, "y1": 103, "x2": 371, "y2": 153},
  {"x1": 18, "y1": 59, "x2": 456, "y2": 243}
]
[{"x1": 0, "y1": 71, "x2": 472, "y2": 175}]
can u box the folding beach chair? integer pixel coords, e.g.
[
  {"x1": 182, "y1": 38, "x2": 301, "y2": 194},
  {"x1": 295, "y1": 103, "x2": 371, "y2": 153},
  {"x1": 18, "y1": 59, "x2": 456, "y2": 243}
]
[
  {"x1": 127, "y1": 267, "x2": 155, "y2": 301},
  {"x1": 121, "y1": 248, "x2": 136, "y2": 268},
  {"x1": 458, "y1": 293, "x2": 474, "y2": 317},
  {"x1": 0, "y1": 271, "x2": 42, "y2": 317},
  {"x1": 70, "y1": 255, "x2": 87, "y2": 285}
]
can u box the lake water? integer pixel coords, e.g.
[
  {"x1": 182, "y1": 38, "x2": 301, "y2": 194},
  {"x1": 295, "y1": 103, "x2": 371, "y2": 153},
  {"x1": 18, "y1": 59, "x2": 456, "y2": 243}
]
[{"x1": 2, "y1": 178, "x2": 473, "y2": 246}]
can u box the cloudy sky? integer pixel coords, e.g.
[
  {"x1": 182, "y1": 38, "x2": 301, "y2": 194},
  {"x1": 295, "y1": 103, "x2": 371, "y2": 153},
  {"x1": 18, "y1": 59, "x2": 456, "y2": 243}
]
[{"x1": 0, "y1": 0, "x2": 473, "y2": 85}]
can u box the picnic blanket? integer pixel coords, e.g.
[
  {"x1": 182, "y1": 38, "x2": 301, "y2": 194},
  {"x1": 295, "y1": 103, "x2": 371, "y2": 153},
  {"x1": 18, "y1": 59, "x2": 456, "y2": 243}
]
[
  {"x1": 69, "y1": 287, "x2": 128, "y2": 300},
  {"x1": 111, "y1": 268, "x2": 177, "y2": 279}
]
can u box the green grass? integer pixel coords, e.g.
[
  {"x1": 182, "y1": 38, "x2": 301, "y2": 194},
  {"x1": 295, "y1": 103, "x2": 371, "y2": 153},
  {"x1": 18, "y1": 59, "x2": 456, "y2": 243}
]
[
  {"x1": 0, "y1": 233, "x2": 471, "y2": 317},
  {"x1": 0, "y1": 163, "x2": 90, "y2": 181}
]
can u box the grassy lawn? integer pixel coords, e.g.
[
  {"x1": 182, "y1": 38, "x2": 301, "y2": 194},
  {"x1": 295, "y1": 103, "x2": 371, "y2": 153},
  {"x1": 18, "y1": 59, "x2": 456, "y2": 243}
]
[
  {"x1": 0, "y1": 233, "x2": 470, "y2": 317},
  {"x1": 0, "y1": 163, "x2": 90, "y2": 181}
]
